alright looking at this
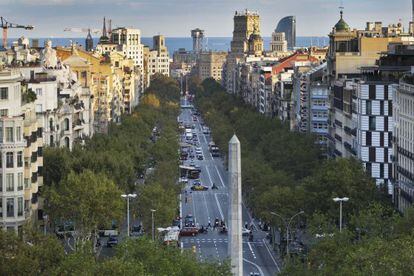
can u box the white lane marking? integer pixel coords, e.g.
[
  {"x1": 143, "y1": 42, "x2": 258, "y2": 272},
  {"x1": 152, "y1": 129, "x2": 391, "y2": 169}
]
[
  {"x1": 242, "y1": 202, "x2": 258, "y2": 231},
  {"x1": 262, "y1": 238, "x2": 281, "y2": 272},
  {"x1": 215, "y1": 165, "x2": 225, "y2": 188},
  {"x1": 191, "y1": 193, "x2": 197, "y2": 224},
  {"x1": 243, "y1": 258, "x2": 264, "y2": 276},
  {"x1": 206, "y1": 166, "x2": 213, "y2": 186},
  {"x1": 202, "y1": 191, "x2": 211, "y2": 222},
  {"x1": 179, "y1": 194, "x2": 183, "y2": 229},
  {"x1": 247, "y1": 242, "x2": 257, "y2": 259},
  {"x1": 214, "y1": 193, "x2": 225, "y2": 220}
]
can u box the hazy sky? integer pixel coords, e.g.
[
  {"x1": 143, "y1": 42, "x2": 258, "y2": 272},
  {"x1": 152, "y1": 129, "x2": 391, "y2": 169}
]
[{"x1": 1, "y1": 0, "x2": 412, "y2": 38}]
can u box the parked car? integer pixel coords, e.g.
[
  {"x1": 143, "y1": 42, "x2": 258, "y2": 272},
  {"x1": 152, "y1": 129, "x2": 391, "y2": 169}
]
[
  {"x1": 106, "y1": 235, "x2": 118, "y2": 247},
  {"x1": 197, "y1": 154, "x2": 203, "y2": 160}
]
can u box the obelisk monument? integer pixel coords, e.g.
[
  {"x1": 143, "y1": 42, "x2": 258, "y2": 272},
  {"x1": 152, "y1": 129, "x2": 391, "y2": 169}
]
[{"x1": 228, "y1": 134, "x2": 243, "y2": 276}]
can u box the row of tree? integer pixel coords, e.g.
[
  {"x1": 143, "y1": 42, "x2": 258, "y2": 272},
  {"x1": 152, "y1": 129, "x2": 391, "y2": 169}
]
[
  {"x1": 0, "y1": 228, "x2": 229, "y2": 276},
  {"x1": 3, "y1": 74, "x2": 231, "y2": 274},
  {"x1": 192, "y1": 77, "x2": 414, "y2": 273}
]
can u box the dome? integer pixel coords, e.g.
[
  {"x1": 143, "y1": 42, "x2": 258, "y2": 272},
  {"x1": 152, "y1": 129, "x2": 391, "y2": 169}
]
[{"x1": 334, "y1": 11, "x2": 350, "y2": 32}]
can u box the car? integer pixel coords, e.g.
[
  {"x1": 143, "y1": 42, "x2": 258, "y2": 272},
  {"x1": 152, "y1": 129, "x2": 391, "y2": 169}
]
[
  {"x1": 179, "y1": 177, "x2": 189, "y2": 184},
  {"x1": 194, "y1": 165, "x2": 201, "y2": 170},
  {"x1": 191, "y1": 184, "x2": 209, "y2": 191},
  {"x1": 180, "y1": 227, "x2": 199, "y2": 237},
  {"x1": 195, "y1": 150, "x2": 202, "y2": 155},
  {"x1": 190, "y1": 161, "x2": 195, "y2": 167},
  {"x1": 195, "y1": 147, "x2": 202, "y2": 152},
  {"x1": 184, "y1": 215, "x2": 195, "y2": 227},
  {"x1": 106, "y1": 235, "x2": 118, "y2": 247},
  {"x1": 197, "y1": 155, "x2": 203, "y2": 160},
  {"x1": 131, "y1": 225, "x2": 143, "y2": 237},
  {"x1": 242, "y1": 228, "x2": 252, "y2": 236}
]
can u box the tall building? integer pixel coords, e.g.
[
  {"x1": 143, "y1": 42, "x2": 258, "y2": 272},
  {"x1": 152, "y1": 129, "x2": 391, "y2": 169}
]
[
  {"x1": 0, "y1": 67, "x2": 43, "y2": 232},
  {"x1": 191, "y1": 28, "x2": 204, "y2": 54},
  {"x1": 230, "y1": 10, "x2": 260, "y2": 54},
  {"x1": 270, "y1": 32, "x2": 288, "y2": 53},
  {"x1": 145, "y1": 35, "x2": 170, "y2": 79},
  {"x1": 224, "y1": 10, "x2": 261, "y2": 94},
  {"x1": 275, "y1": 16, "x2": 296, "y2": 50},
  {"x1": 197, "y1": 51, "x2": 227, "y2": 81}
]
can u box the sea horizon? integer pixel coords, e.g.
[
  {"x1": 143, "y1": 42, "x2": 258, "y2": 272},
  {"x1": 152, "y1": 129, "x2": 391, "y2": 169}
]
[{"x1": 7, "y1": 36, "x2": 329, "y2": 56}]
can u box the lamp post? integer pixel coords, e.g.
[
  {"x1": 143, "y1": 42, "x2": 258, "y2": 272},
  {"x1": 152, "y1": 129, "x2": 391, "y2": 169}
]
[
  {"x1": 121, "y1": 193, "x2": 137, "y2": 237},
  {"x1": 150, "y1": 209, "x2": 156, "y2": 241},
  {"x1": 270, "y1": 210, "x2": 304, "y2": 257},
  {"x1": 333, "y1": 197, "x2": 349, "y2": 232}
]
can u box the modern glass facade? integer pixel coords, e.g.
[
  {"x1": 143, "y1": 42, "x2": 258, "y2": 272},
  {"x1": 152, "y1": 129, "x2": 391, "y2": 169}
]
[{"x1": 275, "y1": 16, "x2": 296, "y2": 50}]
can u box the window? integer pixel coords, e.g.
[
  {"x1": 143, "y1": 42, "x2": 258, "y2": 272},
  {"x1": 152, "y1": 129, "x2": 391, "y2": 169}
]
[
  {"x1": 0, "y1": 173, "x2": 2, "y2": 192},
  {"x1": 17, "y1": 151, "x2": 22, "y2": 167},
  {"x1": 36, "y1": 88, "x2": 42, "y2": 96},
  {"x1": 5, "y1": 127, "x2": 13, "y2": 142},
  {"x1": 17, "y1": 173, "x2": 23, "y2": 191},
  {"x1": 0, "y1": 198, "x2": 2, "y2": 218},
  {"x1": 0, "y1": 109, "x2": 7, "y2": 117},
  {"x1": 24, "y1": 178, "x2": 29, "y2": 189},
  {"x1": 6, "y1": 173, "x2": 14, "y2": 192},
  {"x1": 7, "y1": 198, "x2": 14, "y2": 217},
  {"x1": 366, "y1": 101, "x2": 372, "y2": 115},
  {"x1": 6, "y1": 152, "x2": 13, "y2": 168},
  {"x1": 16, "y1": 127, "x2": 21, "y2": 141},
  {"x1": 17, "y1": 197, "x2": 23, "y2": 216},
  {"x1": 369, "y1": 116, "x2": 376, "y2": 131},
  {"x1": 0, "y1": 87, "x2": 8, "y2": 100},
  {"x1": 64, "y1": 118, "x2": 70, "y2": 131},
  {"x1": 36, "y1": 104, "x2": 43, "y2": 113},
  {"x1": 64, "y1": 137, "x2": 70, "y2": 148}
]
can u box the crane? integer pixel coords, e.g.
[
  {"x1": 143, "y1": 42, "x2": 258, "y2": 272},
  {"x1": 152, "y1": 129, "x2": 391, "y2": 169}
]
[
  {"x1": 0, "y1": 16, "x2": 34, "y2": 49},
  {"x1": 64, "y1": 28, "x2": 101, "y2": 35}
]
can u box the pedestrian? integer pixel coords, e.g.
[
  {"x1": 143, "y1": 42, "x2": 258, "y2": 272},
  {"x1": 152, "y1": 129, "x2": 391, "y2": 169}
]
[
  {"x1": 207, "y1": 220, "x2": 211, "y2": 229},
  {"x1": 245, "y1": 222, "x2": 248, "y2": 229},
  {"x1": 185, "y1": 196, "x2": 187, "y2": 204}
]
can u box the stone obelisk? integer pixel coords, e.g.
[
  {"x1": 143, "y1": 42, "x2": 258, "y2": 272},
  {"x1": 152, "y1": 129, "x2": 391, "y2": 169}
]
[{"x1": 228, "y1": 135, "x2": 243, "y2": 276}]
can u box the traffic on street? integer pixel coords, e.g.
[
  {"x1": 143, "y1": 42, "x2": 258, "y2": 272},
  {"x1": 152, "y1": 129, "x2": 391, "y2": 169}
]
[{"x1": 178, "y1": 97, "x2": 281, "y2": 276}]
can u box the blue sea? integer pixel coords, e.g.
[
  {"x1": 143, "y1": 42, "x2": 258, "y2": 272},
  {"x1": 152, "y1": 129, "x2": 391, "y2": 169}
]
[{"x1": 9, "y1": 37, "x2": 329, "y2": 56}]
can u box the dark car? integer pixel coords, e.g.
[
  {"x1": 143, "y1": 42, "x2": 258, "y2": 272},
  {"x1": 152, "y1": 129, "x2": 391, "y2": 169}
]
[
  {"x1": 184, "y1": 214, "x2": 195, "y2": 227},
  {"x1": 197, "y1": 154, "x2": 203, "y2": 160},
  {"x1": 106, "y1": 235, "x2": 118, "y2": 247}
]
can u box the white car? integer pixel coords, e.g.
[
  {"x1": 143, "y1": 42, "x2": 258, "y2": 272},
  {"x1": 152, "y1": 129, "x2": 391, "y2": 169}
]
[{"x1": 242, "y1": 228, "x2": 252, "y2": 236}]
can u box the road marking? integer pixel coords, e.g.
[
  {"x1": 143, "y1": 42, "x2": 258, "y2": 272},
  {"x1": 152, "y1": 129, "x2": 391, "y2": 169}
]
[
  {"x1": 214, "y1": 193, "x2": 225, "y2": 220},
  {"x1": 247, "y1": 242, "x2": 257, "y2": 259},
  {"x1": 179, "y1": 194, "x2": 183, "y2": 229},
  {"x1": 202, "y1": 192, "x2": 211, "y2": 222},
  {"x1": 243, "y1": 258, "x2": 264, "y2": 276},
  {"x1": 206, "y1": 166, "x2": 213, "y2": 186},
  {"x1": 262, "y1": 238, "x2": 281, "y2": 272},
  {"x1": 214, "y1": 165, "x2": 225, "y2": 188},
  {"x1": 191, "y1": 193, "x2": 197, "y2": 224}
]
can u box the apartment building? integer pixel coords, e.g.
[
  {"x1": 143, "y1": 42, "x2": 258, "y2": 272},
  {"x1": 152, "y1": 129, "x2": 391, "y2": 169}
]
[
  {"x1": 197, "y1": 51, "x2": 227, "y2": 82},
  {"x1": 0, "y1": 68, "x2": 43, "y2": 232}
]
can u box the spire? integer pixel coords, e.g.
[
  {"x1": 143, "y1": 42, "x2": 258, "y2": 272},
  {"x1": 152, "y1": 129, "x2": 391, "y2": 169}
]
[{"x1": 102, "y1": 17, "x2": 107, "y2": 38}]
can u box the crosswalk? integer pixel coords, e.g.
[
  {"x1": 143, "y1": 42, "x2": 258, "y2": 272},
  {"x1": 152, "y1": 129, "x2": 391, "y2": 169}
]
[{"x1": 181, "y1": 237, "x2": 265, "y2": 246}]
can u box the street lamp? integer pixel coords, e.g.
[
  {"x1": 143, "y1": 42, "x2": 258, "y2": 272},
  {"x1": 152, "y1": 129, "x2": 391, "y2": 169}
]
[
  {"x1": 333, "y1": 197, "x2": 349, "y2": 232},
  {"x1": 270, "y1": 210, "x2": 305, "y2": 257},
  {"x1": 150, "y1": 209, "x2": 156, "y2": 241},
  {"x1": 121, "y1": 193, "x2": 137, "y2": 237}
]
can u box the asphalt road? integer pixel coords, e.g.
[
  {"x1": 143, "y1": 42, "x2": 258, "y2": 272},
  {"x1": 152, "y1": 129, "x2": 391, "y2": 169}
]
[{"x1": 179, "y1": 98, "x2": 281, "y2": 276}]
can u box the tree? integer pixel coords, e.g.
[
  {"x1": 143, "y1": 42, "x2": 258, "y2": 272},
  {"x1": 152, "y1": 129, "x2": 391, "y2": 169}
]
[{"x1": 46, "y1": 170, "x2": 123, "y2": 251}]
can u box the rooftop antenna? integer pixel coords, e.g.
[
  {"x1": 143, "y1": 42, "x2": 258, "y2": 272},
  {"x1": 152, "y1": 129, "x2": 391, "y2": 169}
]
[{"x1": 339, "y1": 0, "x2": 344, "y2": 16}]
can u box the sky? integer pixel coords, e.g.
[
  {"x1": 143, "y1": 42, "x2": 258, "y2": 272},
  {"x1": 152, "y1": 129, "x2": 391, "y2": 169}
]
[{"x1": 1, "y1": 0, "x2": 412, "y2": 38}]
